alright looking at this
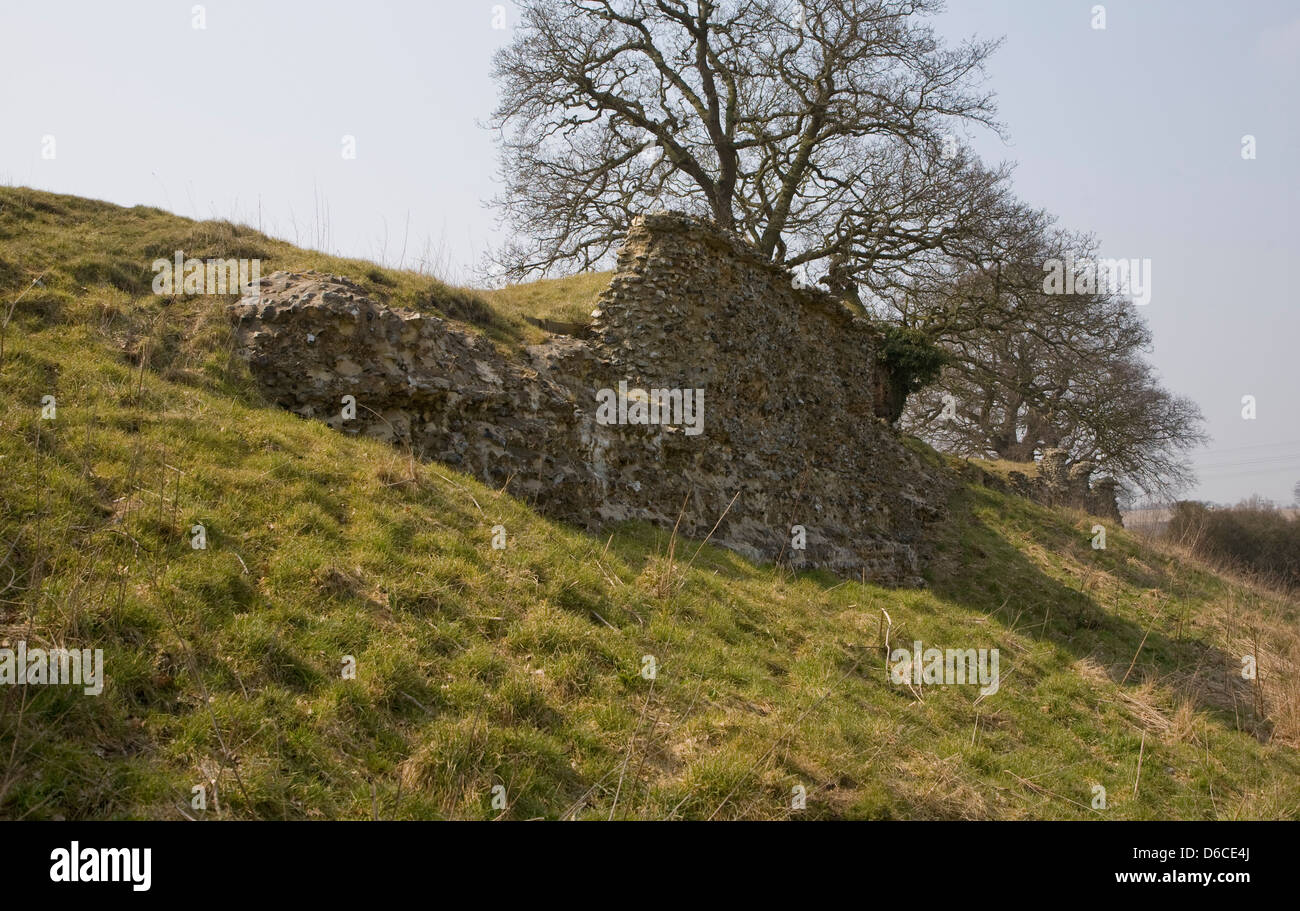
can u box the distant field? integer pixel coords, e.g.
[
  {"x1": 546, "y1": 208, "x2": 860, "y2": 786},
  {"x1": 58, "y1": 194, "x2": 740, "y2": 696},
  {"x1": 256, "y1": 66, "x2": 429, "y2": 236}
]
[{"x1": 1125, "y1": 506, "x2": 1299, "y2": 539}]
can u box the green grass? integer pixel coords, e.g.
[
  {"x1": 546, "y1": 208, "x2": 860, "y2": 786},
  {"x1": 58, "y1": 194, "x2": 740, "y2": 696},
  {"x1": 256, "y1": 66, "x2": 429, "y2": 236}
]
[
  {"x1": 484, "y1": 272, "x2": 612, "y2": 341},
  {"x1": 1, "y1": 186, "x2": 1298, "y2": 820},
  {"x1": 0, "y1": 186, "x2": 602, "y2": 353}
]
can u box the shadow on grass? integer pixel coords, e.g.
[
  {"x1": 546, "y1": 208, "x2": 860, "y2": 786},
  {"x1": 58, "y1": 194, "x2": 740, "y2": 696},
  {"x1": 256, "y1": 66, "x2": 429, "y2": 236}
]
[{"x1": 924, "y1": 487, "x2": 1266, "y2": 741}]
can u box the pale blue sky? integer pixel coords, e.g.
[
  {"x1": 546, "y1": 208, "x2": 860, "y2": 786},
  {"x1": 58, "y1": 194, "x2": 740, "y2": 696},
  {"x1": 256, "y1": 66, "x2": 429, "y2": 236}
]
[{"x1": 3, "y1": 1, "x2": 1296, "y2": 504}]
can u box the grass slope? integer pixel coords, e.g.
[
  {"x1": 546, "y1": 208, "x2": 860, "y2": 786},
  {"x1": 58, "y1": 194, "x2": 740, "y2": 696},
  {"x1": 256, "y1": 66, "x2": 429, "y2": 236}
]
[{"x1": 1, "y1": 186, "x2": 1297, "y2": 820}]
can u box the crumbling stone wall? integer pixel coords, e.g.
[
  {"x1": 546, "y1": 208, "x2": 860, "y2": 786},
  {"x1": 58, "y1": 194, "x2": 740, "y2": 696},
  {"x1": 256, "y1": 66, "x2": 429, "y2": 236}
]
[
  {"x1": 230, "y1": 213, "x2": 954, "y2": 585},
  {"x1": 1005, "y1": 449, "x2": 1123, "y2": 522}
]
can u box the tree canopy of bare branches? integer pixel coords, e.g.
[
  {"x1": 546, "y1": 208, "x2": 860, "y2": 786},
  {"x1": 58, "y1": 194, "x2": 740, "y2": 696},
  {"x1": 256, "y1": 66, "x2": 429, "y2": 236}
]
[
  {"x1": 897, "y1": 225, "x2": 1207, "y2": 497},
  {"x1": 489, "y1": 0, "x2": 1004, "y2": 283}
]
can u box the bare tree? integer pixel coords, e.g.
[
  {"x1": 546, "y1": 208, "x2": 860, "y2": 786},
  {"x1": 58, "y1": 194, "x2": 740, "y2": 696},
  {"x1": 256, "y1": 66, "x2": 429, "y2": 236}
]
[
  {"x1": 488, "y1": 0, "x2": 1004, "y2": 280},
  {"x1": 897, "y1": 223, "x2": 1207, "y2": 497},
  {"x1": 488, "y1": 0, "x2": 1205, "y2": 496}
]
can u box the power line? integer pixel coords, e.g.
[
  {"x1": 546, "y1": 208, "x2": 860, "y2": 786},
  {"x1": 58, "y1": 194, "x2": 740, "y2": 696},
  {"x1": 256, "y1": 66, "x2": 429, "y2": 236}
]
[
  {"x1": 1193, "y1": 466, "x2": 1300, "y2": 481},
  {"x1": 1193, "y1": 438, "x2": 1300, "y2": 455},
  {"x1": 1195, "y1": 454, "x2": 1300, "y2": 472}
]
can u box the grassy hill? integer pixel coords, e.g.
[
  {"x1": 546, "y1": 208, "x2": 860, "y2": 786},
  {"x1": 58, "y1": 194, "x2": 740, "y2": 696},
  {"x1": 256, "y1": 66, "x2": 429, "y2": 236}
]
[{"x1": 2, "y1": 186, "x2": 1298, "y2": 820}]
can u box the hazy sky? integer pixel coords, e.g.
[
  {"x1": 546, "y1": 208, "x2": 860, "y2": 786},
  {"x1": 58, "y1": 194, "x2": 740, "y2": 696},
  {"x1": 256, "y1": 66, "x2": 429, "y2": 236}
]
[{"x1": 3, "y1": 1, "x2": 1296, "y2": 505}]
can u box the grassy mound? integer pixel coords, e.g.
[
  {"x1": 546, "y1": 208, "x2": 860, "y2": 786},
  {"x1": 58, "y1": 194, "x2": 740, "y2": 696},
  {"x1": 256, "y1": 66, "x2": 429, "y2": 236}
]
[{"x1": 2, "y1": 186, "x2": 1297, "y2": 819}]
